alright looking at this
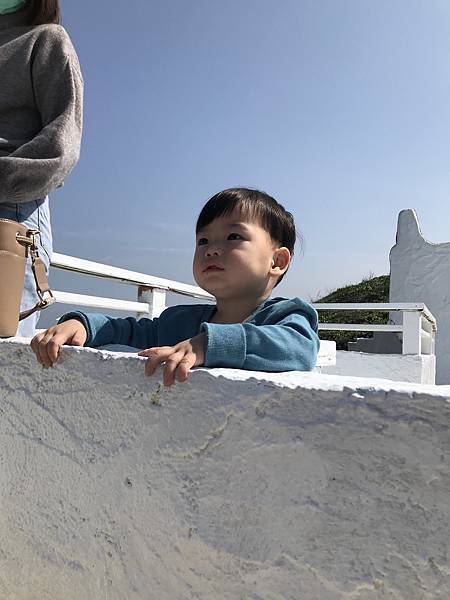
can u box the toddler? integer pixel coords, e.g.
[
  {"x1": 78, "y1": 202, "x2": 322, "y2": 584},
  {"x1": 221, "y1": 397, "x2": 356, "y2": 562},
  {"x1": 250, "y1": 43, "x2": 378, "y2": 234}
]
[{"x1": 31, "y1": 188, "x2": 320, "y2": 385}]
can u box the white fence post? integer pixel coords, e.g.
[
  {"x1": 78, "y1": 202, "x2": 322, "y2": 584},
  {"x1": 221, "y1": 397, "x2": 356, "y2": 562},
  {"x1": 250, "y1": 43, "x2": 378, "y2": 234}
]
[
  {"x1": 402, "y1": 311, "x2": 422, "y2": 354},
  {"x1": 419, "y1": 316, "x2": 435, "y2": 356},
  {"x1": 137, "y1": 286, "x2": 167, "y2": 319}
]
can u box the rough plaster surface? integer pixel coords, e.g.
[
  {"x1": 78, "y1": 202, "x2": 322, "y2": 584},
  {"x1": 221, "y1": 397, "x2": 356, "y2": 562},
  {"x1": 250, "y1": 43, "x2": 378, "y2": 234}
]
[
  {"x1": 322, "y1": 351, "x2": 436, "y2": 384},
  {"x1": 390, "y1": 209, "x2": 450, "y2": 384},
  {"x1": 0, "y1": 339, "x2": 449, "y2": 600}
]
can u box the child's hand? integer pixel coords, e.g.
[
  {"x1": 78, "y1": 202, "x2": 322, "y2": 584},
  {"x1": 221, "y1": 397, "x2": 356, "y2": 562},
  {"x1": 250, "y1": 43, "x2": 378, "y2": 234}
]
[
  {"x1": 138, "y1": 332, "x2": 206, "y2": 386},
  {"x1": 31, "y1": 319, "x2": 87, "y2": 368}
]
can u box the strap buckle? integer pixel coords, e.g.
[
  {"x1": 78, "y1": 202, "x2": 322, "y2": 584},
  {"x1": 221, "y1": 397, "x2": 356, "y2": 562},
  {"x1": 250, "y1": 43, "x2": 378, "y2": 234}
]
[{"x1": 16, "y1": 228, "x2": 40, "y2": 255}]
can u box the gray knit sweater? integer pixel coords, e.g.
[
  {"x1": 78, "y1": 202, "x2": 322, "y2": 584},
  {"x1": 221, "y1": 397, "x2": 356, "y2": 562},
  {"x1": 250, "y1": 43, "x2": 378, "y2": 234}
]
[{"x1": 0, "y1": 6, "x2": 83, "y2": 204}]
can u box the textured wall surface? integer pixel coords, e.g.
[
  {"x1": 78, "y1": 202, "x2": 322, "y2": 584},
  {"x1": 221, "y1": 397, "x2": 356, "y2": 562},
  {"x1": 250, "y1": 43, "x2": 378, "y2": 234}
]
[
  {"x1": 390, "y1": 209, "x2": 450, "y2": 384},
  {"x1": 0, "y1": 339, "x2": 449, "y2": 600}
]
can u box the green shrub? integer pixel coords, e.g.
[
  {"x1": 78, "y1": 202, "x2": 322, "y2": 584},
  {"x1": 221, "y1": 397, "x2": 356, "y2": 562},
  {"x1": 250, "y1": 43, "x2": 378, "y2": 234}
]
[{"x1": 314, "y1": 275, "x2": 390, "y2": 350}]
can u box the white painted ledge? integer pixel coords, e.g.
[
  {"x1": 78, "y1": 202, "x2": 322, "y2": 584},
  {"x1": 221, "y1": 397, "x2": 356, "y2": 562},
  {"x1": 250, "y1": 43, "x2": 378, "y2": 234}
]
[
  {"x1": 31, "y1": 334, "x2": 337, "y2": 368},
  {"x1": 322, "y1": 350, "x2": 436, "y2": 384},
  {"x1": 0, "y1": 339, "x2": 449, "y2": 599}
]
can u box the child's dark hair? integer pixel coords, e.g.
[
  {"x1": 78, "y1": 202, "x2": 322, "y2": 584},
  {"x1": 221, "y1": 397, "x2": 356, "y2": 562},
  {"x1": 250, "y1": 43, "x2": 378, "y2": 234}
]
[
  {"x1": 27, "y1": 0, "x2": 60, "y2": 25},
  {"x1": 196, "y1": 188, "x2": 298, "y2": 285}
]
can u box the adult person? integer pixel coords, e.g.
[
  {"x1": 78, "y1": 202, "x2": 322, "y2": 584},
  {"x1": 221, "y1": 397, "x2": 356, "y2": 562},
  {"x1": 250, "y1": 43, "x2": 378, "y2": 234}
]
[{"x1": 0, "y1": 0, "x2": 83, "y2": 336}]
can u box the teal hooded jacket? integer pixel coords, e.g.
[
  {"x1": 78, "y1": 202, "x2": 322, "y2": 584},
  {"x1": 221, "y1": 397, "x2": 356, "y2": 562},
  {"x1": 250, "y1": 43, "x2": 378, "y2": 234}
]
[{"x1": 59, "y1": 296, "x2": 320, "y2": 372}]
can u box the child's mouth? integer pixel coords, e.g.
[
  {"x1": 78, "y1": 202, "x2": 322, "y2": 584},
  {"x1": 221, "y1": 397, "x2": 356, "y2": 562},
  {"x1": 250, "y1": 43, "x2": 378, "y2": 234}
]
[{"x1": 204, "y1": 265, "x2": 224, "y2": 272}]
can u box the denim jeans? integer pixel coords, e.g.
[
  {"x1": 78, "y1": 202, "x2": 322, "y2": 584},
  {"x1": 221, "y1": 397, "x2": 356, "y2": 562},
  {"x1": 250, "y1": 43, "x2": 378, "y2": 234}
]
[{"x1": 0, "y1": 198, "x2": 53, "y2": 337}]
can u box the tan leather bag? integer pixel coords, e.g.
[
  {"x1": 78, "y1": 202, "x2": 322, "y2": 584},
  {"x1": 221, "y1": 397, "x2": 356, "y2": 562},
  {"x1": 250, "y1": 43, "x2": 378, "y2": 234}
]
[{"x1": 0, "y1": 218, "x2": 55, "y2": 338}]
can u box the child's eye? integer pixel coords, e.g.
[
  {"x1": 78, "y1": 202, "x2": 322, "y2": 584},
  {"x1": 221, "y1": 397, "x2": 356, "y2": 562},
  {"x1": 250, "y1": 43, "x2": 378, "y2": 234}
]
[
  {"x1": 197, "y1": 237, "x2": 208, "y2": 246},
  {"x1": 228, "y1": 233, "x2": 243, "y2": 240}
]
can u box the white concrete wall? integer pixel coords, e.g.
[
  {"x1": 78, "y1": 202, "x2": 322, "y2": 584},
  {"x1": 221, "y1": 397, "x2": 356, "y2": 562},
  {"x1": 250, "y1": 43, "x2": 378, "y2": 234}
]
[
  {"x1": 390, "y1": 209, "x2": 450, "y2": 384},
  {"x1": 322, "y1": 351, "x2": 436, "y2": 384},
  {"x1": 1, "y1": 339, "x2": 449, "y2": 600}
]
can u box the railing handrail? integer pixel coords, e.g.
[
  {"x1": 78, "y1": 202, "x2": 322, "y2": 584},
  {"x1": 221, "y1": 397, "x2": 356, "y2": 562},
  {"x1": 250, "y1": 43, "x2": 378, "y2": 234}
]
[
  {"x1": 312, "y1": 302, "x2": 436, "y2": 328},
  {"x1": 318, "y1": 323, "x2": 403, "y2": 332},
  {"x1": 51, "y1": 252, "x2": 214, "y2": 301}
]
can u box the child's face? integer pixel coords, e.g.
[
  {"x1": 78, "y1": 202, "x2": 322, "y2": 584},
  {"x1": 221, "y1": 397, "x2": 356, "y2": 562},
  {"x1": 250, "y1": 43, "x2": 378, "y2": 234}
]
[{"x1": 193, "y1": 210, "x2": 282, "y2": 299}]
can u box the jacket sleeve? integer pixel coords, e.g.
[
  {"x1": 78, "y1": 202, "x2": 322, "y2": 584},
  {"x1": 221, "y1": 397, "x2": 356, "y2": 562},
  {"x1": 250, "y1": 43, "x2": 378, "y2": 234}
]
[
  {"x1": 0, "y1": 26, "x2": 83, "y2": 204},
  {"x1": 200, "y1": 311, "x2": 320, "y2": 372},
  {"x1": 58, "y1": 312, "x2": 159, "y2": 349}
]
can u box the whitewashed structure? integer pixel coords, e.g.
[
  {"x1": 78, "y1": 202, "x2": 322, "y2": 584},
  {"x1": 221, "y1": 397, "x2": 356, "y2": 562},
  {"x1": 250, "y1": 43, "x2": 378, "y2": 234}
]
[
  {"x1": 389, "y1": 209, "x2": 450, "y2": 385},
  {"x1": 0, "y1": 338, "x2": 449, "y2": 600},
  {"x1": 352, "y1": 209, "x2": 450, "y2": 384}
]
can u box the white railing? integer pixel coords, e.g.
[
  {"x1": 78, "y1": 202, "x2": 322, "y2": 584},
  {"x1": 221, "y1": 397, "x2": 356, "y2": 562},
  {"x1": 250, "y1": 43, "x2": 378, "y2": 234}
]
[
  {"x1": 314, "y1": 303, "x2": 436, "y2": 355},
  {"x1": 51, "y1": 252, "x2": 213, "y2": 320},
  {"x1": 50, "y1": 254, "x2": 436, "y2": 356}
]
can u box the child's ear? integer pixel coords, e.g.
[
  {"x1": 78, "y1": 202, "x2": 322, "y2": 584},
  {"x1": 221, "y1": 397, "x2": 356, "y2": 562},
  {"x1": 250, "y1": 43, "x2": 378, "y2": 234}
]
[{"x1": 270, "y1": 247, "x2": 291, "y2": 276}]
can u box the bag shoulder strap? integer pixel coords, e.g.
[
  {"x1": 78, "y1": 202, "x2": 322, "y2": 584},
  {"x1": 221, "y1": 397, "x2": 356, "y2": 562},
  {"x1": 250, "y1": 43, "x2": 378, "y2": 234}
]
[{"x1": 16, "y1": 230, "x2": 55, "y2": 321}]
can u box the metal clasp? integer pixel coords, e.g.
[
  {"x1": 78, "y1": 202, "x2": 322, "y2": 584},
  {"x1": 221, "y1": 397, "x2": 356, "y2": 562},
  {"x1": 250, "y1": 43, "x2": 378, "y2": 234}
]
[{"x1": 16, "y1": 229, "x2": 40, "y2": 256}]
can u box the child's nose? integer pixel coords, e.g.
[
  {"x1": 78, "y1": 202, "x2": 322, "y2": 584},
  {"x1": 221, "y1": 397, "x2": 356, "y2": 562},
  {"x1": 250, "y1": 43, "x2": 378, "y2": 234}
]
[{"x1": 206, "y1": 245, "x2": 221, "y2": 257}]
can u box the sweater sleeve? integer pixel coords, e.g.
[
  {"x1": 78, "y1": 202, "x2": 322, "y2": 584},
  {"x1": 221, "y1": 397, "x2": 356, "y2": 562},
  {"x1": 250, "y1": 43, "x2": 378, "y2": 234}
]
[
  {"x1": 0, "y1": 26, "x2": 83, "y2": 204},
  {"x1": 58, "y1": 311, "x2": 159, "y2": 350},
  {"x1": 200, "y1": 311, "x2": 320, "y2": 372}
]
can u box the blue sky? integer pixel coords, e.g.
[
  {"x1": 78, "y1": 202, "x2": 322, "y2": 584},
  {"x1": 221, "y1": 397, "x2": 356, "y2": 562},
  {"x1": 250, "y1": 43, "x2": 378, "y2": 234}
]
[{"x1": 43, "y1": 0, "x2": 450, "y2": 324}]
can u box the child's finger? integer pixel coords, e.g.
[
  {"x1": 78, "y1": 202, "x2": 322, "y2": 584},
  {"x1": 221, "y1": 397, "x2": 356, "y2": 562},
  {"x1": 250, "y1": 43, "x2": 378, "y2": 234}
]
[
  {"x1": 70, "y1": 330, "x2": 86, "y2": 347},
  {"x1": 36, "y1": 333, "x2": 56, "y2": 367},
  {"x1": 139, "y1": 346, "x2": 171, "y2": 359},
  {"x1": 30, "y1": 332, "x2": 45, "y2": 357},
  {"x1": 46, "y1": 339, "x2": 60, "y2": 364},
  {"x1": 138, "y1": 347, "x2": 157, "y2": 357},
  {"x1": 46, "y1": 335, "x2": 67, "y2": 364},
  {"x1": 143, "y1": 347, "x2": 173, "y2": 376},
  {"x1": 175, "y1": 355, "x2": 195, "y2": 382},
  {"x1": 162, "y1": 351, "x2": 185, "y2": 386}
]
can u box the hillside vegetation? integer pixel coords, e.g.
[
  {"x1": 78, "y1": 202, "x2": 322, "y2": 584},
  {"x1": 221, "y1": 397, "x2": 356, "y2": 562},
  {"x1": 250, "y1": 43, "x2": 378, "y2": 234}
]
[{"x1": 315, "y1": 275, "x2": 390, "y2": 350}]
